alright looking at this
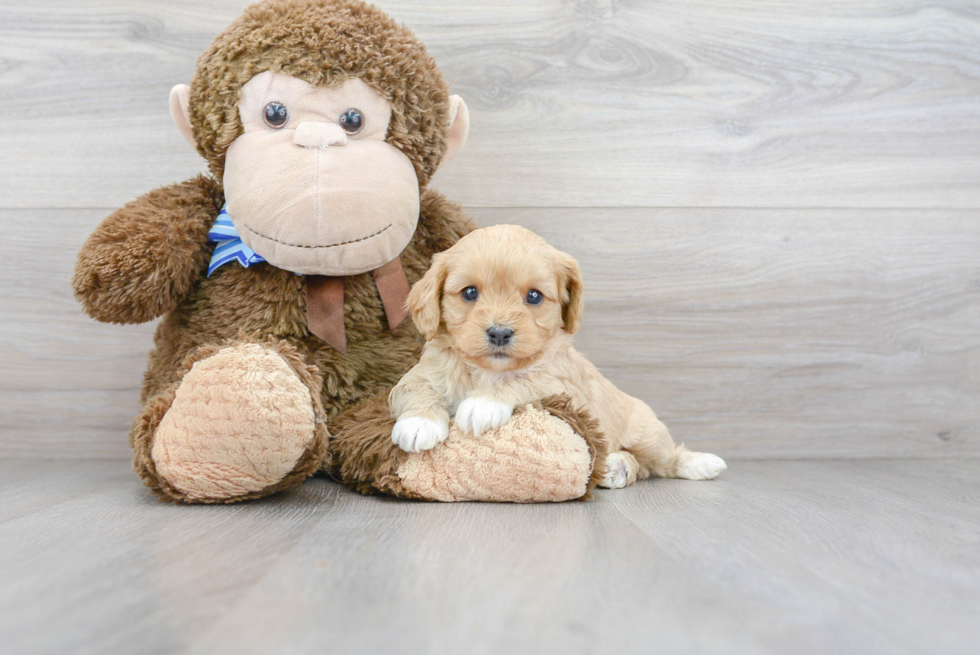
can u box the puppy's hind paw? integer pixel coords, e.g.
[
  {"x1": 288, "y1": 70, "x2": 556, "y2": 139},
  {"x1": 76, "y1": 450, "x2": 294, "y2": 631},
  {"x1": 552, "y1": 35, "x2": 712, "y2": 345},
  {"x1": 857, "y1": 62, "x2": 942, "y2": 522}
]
[
  {"x1": 600, "y1": 451, "x2": 639, "y2": 489},
  {"x1": 392, "y1": 417, "x2": 449, "y2": 453},
  {"x1": 454, "y1": 397, "x2": 513, "y2": 437},
  {"x1": 675, "y1": 452, "x2": 727, "y2": 480}
]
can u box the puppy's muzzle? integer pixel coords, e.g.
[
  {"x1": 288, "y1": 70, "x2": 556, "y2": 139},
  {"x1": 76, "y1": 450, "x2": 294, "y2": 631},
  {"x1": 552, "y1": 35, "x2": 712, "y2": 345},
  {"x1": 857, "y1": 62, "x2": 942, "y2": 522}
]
[{"x1": 486, "y1": 325, "x2": 514, "y2": 347}]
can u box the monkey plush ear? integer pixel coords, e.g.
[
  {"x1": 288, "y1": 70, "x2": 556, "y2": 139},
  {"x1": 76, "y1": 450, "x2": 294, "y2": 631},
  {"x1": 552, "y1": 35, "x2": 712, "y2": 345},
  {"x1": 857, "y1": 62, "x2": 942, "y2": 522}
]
[
  {"x1": 407, "y1": 252, "x2": 450, "y2": 340},
  {"x1": 169, "y1": 84, "x2": 196, "y2": 148},
  {"x1": 558, "y1": 253, "x2": 585, "y2": 334},
  {"x1": 442, "y1": 95, "x2": 469, "y2": 164}
]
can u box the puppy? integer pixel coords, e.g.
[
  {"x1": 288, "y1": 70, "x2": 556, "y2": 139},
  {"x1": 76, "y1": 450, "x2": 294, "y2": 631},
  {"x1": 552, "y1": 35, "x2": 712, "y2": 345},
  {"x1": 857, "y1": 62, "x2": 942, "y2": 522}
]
[{"x1": 389, "y1": 224, "x2": 726, "y2": 488}]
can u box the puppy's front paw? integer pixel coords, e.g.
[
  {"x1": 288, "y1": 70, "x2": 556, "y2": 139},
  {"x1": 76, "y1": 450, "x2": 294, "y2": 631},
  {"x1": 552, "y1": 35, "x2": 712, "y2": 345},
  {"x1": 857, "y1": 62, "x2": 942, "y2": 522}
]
[
  {"x1": 675, "y1": 452, "x2": 727, "y2": 480},
  {"x1": 391, "y1": 417, "x2": 449, "y2": 453},
  {"x1": 454, "y1": 397, "x2": 513, "y2": 437}
]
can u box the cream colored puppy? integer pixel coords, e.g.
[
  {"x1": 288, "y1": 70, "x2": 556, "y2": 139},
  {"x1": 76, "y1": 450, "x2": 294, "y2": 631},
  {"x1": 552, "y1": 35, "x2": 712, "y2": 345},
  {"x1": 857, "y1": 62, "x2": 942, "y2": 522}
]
[{"x1": 389, "y1": 225, "x2": 726, "y2": 488}]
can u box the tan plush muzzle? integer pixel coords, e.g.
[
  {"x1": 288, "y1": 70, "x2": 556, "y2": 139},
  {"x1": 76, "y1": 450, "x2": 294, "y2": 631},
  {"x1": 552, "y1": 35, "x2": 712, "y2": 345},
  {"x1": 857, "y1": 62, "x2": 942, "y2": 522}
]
[{"x1": 222, "y1": 73, "x2": 421, "y2": 276}]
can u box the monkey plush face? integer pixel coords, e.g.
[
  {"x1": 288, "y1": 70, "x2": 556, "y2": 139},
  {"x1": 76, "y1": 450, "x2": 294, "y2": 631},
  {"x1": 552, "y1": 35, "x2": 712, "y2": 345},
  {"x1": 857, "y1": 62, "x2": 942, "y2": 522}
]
[
  {"x1": 167, "y1": 0, "x2": 469, "y2": 276},
  {"x1": 221, "y1": 71, "x2": 421, "y2": 275}
]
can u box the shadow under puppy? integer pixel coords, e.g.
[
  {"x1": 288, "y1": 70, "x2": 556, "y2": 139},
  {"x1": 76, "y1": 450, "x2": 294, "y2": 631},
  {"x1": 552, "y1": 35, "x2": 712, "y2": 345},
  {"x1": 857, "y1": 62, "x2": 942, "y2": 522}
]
[{"x1": 389, "y1": 224, "x2": 726, "y2": 487}]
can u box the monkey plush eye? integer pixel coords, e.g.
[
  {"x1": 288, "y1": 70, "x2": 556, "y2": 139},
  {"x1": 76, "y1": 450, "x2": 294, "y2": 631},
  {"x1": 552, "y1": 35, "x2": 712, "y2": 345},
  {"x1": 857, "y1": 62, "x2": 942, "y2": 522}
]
[
  {"x1": 461, "y1": 286, "x2": 479, "y2": 302},
  {"x1": 263, "y1": 102, "x2": 289, "y2": 128},
  {"x1": 526, "y1": 289, "x2": 543, "y2": 305},
  {"x1": 339, "y1": 108, "x2": 363, "y2": 134}
]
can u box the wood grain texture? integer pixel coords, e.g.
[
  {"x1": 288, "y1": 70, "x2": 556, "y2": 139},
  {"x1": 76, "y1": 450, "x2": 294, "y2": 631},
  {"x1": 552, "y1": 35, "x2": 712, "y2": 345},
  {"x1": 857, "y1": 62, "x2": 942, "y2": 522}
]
[
  {"x1": 488, "y1": 207, "x2": 980, "y2": 459},
  {"x1": 1, "y1": 0, "x2": 979, "y2": 209},
  {"x1": 1, "y1": 207, "x2": 976, "y2": 460},
  {"x1": 1, "y1": 459, "x2": 978, "y2": 654}
]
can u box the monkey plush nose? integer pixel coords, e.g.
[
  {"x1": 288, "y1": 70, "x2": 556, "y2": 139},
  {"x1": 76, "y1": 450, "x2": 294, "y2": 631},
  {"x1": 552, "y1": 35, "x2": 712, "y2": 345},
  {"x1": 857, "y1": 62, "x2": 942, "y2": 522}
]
[
  {"x1": 293, "y1": 122, "x2": 348, "y2": 148},
  {"x1": 486, "y1": 326, "x2": 514, "y2": 347}
]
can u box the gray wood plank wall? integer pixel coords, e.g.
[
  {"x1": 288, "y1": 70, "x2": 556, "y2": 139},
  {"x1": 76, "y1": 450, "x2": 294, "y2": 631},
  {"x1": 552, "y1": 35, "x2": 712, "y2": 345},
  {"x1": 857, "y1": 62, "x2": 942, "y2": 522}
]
[{"x1": 1, "y1": 0, "x2": 977, "y2": 460}]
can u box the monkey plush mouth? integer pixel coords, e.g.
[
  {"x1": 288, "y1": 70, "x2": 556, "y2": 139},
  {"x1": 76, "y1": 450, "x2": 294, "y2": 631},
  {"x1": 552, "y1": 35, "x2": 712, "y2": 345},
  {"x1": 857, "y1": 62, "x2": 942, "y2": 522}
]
[
  {"x1": 224, "y1": 133, "x2": 420, "y2": 276},
  {"x1": 241, "y1": 222, "x2": 393, "y2": 249}
]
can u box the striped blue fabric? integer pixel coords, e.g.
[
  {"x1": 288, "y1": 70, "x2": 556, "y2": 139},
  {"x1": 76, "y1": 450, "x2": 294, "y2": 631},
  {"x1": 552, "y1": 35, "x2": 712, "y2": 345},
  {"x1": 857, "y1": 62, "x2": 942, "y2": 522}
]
[{"x1": 207, "y1": 205, "x2": 265, "y2": 276}]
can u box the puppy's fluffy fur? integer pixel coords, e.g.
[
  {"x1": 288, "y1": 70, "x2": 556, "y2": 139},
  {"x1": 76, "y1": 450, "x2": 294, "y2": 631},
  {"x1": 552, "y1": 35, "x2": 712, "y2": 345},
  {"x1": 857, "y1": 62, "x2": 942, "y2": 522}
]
[{"x1": 389, "y1": 225, "x2": 726, "y2": 487}]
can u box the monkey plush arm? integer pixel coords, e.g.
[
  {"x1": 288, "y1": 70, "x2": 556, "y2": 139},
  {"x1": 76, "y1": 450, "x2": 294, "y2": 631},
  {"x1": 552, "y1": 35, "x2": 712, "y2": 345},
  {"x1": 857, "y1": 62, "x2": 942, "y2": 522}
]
[{"x1": 73, "y1": 175, "x2": 223, "y2": 324}]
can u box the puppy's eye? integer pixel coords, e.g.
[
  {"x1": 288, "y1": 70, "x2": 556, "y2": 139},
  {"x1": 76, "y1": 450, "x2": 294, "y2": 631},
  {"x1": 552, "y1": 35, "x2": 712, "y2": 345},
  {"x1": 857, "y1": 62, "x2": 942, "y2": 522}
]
[
  {"x1": 340, "y1": 108, "x2": 363, "y2": 134},
  {"x1": 263, "y1": 102, "x2": 289, "y2": 128},
  {"x1": 461, "y1": 286, "x2": 479, "y2": 302},
  {"x1": 526, "y1": 289, "x2": 543, "y2": 305}
]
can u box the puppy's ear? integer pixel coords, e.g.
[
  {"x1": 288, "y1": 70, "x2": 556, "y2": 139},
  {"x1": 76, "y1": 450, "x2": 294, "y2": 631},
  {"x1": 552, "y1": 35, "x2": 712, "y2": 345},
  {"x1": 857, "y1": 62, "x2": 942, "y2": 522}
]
[
  {"x1": 558, "y1": 252, "x2": 585, "y2": 334},
  {"x1": 407, "y1": 252, "x2": 450, "y2": 340}
]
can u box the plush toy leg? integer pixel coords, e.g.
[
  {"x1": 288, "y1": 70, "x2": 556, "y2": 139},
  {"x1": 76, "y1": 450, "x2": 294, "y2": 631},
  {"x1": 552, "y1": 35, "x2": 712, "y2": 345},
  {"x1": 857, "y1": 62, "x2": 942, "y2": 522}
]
[
  {"x1": 329, "y1": 394, "x2": 608, "y2": 502},
  {"x1": 131, "y1": 340, "x2": 329, "y2": 503}
]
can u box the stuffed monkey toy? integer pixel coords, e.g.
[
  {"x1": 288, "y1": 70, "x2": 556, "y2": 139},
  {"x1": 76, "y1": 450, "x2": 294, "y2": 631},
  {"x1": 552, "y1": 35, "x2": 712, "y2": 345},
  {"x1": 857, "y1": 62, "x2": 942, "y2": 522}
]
[{"x1": 73, "y1": 0, "x2": 606, "y2": 504}]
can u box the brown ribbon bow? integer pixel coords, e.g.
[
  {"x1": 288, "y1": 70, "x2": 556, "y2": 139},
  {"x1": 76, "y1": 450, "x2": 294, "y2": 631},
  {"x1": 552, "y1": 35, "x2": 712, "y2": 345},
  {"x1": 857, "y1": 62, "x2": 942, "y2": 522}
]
[{"x1": 306, "y1": 256, "x2": 411, "y2": 354}]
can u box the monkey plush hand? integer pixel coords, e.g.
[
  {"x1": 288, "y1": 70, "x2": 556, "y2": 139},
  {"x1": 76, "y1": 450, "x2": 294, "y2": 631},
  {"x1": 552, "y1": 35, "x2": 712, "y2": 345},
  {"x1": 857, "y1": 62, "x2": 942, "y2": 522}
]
[{"x1": 73, "y1": 0, "x2": 604, "y2": 504}]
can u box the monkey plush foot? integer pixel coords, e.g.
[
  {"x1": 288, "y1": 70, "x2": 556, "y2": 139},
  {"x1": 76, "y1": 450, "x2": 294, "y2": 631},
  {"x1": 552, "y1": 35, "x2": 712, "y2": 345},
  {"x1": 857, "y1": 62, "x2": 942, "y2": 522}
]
[
  {"x1": 329, "y1": 394, "x2": 608, "y2": 502},
  {"x1": 136, "y1": 341, "x2": 328, "y2": 503}
]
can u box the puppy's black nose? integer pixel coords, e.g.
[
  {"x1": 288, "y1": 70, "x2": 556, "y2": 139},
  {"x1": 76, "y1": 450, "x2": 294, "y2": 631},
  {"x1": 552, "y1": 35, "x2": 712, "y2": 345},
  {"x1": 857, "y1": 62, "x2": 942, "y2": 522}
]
[{"x1": 486, "y1": 325, "x2": 514, "y2": 347}]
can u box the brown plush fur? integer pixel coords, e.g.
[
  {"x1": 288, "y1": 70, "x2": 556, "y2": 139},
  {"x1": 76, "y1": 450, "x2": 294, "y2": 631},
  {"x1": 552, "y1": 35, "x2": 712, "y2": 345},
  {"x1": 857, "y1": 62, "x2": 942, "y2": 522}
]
[
  {"x1": 189, "y1": 0, "x2": 451, "y2": 185},
  {"x1": 327, "y1": 392, "x2": 417, "y2": 498},
  {"x1": 73, "y1": 175, "x2": 223, "y2": 325}
]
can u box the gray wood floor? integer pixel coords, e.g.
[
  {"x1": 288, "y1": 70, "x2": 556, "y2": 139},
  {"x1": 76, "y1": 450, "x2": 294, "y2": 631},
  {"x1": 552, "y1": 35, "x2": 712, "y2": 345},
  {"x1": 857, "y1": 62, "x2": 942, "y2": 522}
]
[{"x1": 2, "y1": 458, "x2": 978, "y2": 655}]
